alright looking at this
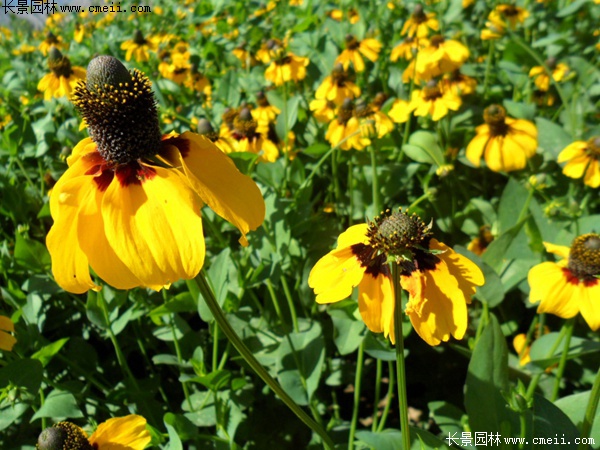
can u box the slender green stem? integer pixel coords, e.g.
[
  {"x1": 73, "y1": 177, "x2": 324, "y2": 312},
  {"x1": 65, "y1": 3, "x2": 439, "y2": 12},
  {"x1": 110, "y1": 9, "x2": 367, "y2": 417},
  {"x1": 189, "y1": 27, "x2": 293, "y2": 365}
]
[
  {"x1": 331, "y1": 147, "x2": 342, "y2": 207},
  {"x1": 39, "y1": 389, "x2": 47, "y2": 430},
  {"x1": 518, "y1": 411, "x2": 527, "y2": 450},
  {"x1": 482, "y1": 41, "x2": 495, "y2": 101},
  {"x1": 391, "y1": 262, "x2": 411, "y2": 449},
  {"x1": 551, "y1": 318, "x2": 575, "y2": 402},
  {"x1": 212, "y1": 323, "x2": 219, "y2": 372},
  {"x1": 280, "y1": 277, "x2": 299, "y2": 333},
  {"x1": 377, "y1": 361, "x2": 395, "y2": 433},
  {"x1": 348, "y1": 341, "x2": 365, "y2": 450},
  {"x1": 579, "y1": 365, "x2": 600, "y2": 450},
  {"x1": 525, "y1": 324, "x2": 569, "y2": 401},
  {"x1": 189, "y1": 274, "x2": 334, "y2": 449},
  {"x1": 370, "y1": 145, "x2": 380, "y2": 215},
  {"x1": 371, "y1": 358, "x2": 382, "y2": 432}
]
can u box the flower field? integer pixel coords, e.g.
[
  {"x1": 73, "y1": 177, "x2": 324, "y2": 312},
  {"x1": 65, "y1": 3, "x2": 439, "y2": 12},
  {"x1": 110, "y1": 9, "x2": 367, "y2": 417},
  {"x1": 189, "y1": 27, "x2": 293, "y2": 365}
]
[{"x1": 0, "y1": 0, "x2": 599, "y2": 448}]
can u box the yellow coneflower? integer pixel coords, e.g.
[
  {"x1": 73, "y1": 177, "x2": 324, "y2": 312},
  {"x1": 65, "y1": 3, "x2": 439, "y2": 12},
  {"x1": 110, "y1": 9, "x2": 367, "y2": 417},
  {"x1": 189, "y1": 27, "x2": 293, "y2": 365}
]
[
  {"x1": 184, "y1": 64, "x2": 212, "y2": 98},
  {"x1": 354, "y1": 98, "x2": 395, "y2": 144},
  {"x1": 39, "y1": 31, "x2": 67, "y2": 56},
  {"x1": 220, "y1": 107, "x2": 279, "y2": 162},
  {"x1": 37, "y1": 47, "x2": 86, "y2": 101},
  {"x1": 495, "y1": 4, "x2": 530, "y2": 28},
  {"x1": 158, "y1": 44, "x2": 191, "y2": 84},
  {"x1": 325, "y1": 99, "x2": 365, "y2": 150},
  {"x1": 442, "y1": 70, "x2": 477, "y2": 96},
  {"x1": 194, "y1": 118, "x2": 234, "y2": 154},
  {"x1": 481, "y1": 11, "x2": 506, "y2": 40},
  {"x1": 335, "y1": 34, "x2": 382, "y2": 72},
  {"x1": 327, "y1": 8, "x2": 360, "y2": 24},
  {"x1": 309, "y1": 99, "x2": 337, "y2": 123},
  {"x1": 315, "y1": 63, "x2": 361, "y2": 105},
  {"x1": 251, "y1": 91, "x2": 280, "y2": 134},
  {"x1": 529, "y1": 235, "x2": 600, "y2": 331},
  {"x1": 256, "y1": 38, "x2": 286, "y2": 64},
  {"x1": 557, "y1": 137, "x2": 600, "y2": 188},
  {"x1": 265, "y1": 52, "x2": 309, "y2": 86},
  {"x1": 528, "y1": 58, "x2": 569, "y2": 92},
  {"x1": 409, "y1": 80, "x2": 462, "y2": 121},
  {"x1": 415, "y1": 35, "x2": 470, "y2": 80},
  {"x1": 388, "y1": 98, "x2": 412, "y2": 124},
  {"x1": 390, "y1": 36, "x2": 424, "y2": 62},
  {"x1": 46, "y1": 56, "x2": 264, "y2": 294},
  {"x1": 37, "y1": 415, "x2": 150, "y2": 450},
  {"x1": 467, "y1": 225, "x2": 494, "y2": 256},
  {"x1": 401, "y1": 4, "x2": 439, "y2": 39},
  {"x1": 120, "y1": 30, "x2": 158, "y2": 62},
  {"x1": 466, "y1": 104, "x2": 538, "y2": 172},
  {"x1": 309, "y1": 208, "x2": 484, "y2": 346},
  {"x1": 0, "y1": 315, "x2": 16, "y2": 351}
]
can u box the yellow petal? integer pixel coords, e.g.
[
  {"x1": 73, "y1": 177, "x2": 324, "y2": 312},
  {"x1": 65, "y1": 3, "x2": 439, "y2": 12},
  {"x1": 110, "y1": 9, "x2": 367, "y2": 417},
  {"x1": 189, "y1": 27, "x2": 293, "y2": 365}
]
[
  {"x1": 542, "y1": 242, "x2": 570, "y2": 260},
  {"x1": 557, "y1": 141, "x2": 586, "y2": 163},
  {"x1": 163, "y1": 132, "x2": 265, "y2": 246},
  {"x1": 528, "y1": 263, "x2": 579, "y2": 318},
  {"x1": 579, "y1": 280, "x2": 600, "y2": 331},
  {"x1": 0, "y1": 316, "x2": 16, "y2": 352},
  {"x1": 562, "y1": 156, "x2": 590, "y2": 179},
  {"x1": 89, "y1": 415, "x2": 151, "y2": 450},
  {"x1": 101, "y1": 165, "x2": 205, "y2": 288},
  {"x1": 308, "y1": 246, "x2": 366, "y2": 304},
  {"x1": 583, "y1": 160, "x2": 600, "y2": 188},
  {"x1": 358, "y1": 271, "x2": 395, "y2": 343},
  {"x1": 466, "y1": 132, "x2": 489, "y2": 167}
]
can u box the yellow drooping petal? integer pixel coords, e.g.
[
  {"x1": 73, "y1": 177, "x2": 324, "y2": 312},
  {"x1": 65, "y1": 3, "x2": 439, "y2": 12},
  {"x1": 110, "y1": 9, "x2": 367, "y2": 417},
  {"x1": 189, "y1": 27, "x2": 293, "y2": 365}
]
[
  {"x1": 528, "y1": 263, "x2": 580, "y2": 319},
  {"x1": 46, "y1": 156, "x2": 101, "y2": 294},
  {"x1": 465, "y1": 132, "x2": 490, "y2": 167},
  {"x1": 579, "y1": 281, "x2": 600, "y2": 331},
  {"x1": 542, "y1": 242, "x2": 570, "y2": 260},
  {"x1": 309, "y1": 247, "x2": 366, "y2": 304},
  {"x1": 163, "y1": 132, "x2": 265, "y2": 246},
  {"x1": 89, "y1": 415, "x2": 151, "y2": 450},
  {"x1": 358, "y1": 272, "x2": 395, "y2": 343},
  {"x1": 101, "y1": 165, "x2": 205, "y2": 288}
]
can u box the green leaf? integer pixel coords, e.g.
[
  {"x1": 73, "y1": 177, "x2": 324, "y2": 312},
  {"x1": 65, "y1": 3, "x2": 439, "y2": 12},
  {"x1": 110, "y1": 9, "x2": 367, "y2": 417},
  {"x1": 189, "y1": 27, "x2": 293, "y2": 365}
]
[
  {"x1": 31, "y1": 338, "x2": 69, "y2": 368},
  {"x1": 0, "y1": 359, "x2": 43, "y2": 393},
  {"x1": 192, "y1": 370, "x2": 232, "y2": 391},
  {"x1": 276, "y1": 320, "x2": 325, "y2": 405},
  {"x1": 275, "y1": 95, "x2": 301, "y2": 140},
  {"x1": 356, "y1": 427, "x2": 451, "y2": 450},
  {"x1": 497, "y1": 178, "x2": 529, "y2": 233},
  {"x1": 557, "y1": 0, "x2": 589, "y2": 17},
  {"x1": 529, "y1": 333, "x2": 600, "y2": 369},
  {"x1": 555, "y1": 391, "x2": 600, "y2": 446},
  {"x1": 164, "y1": 413, "x2": 184, "y2": 450},
  {"x1": 402, "y1": 131, "x2": 444, "y2": 166},
  {"x1": 454, "y1": 246, "x2": 504, "y2": 307},
  {"x1": 14, "y1": 234, "x2": 51, "y2": 271},
  {"x1": 429, "y1": 402, "x2": 476, "y2": 449},
  {"x1": 31, "y1": 390, "x2": 83, "y2": 421},
  {"x1": 0, "y1": 400, "x2": 29, "y2": 432},
  {"x1": 328, "y1": 305, "x2": 366, "y2": 355},
  {"x1": 465, "y1": 314, "x2": 515, "y2": 435},
  {"x1": 528, "y1": 394, "x2": 579, "y2": 449},
  {"x1": 535, "y1": 118, "x2": 572, "y2": 161},
  {"x1": 149, "y1": 292, "x2": 197, "y2": 323},
  {"x1": 363, "y1": 332, "x2": 397, "y2": 361},
  {"x1": 503, "y1": 100, "x2": 536, "y2": 120}
]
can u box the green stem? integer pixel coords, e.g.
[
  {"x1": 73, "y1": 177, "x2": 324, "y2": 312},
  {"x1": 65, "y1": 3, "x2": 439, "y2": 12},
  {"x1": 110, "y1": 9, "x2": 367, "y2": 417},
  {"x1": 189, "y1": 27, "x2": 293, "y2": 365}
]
[
  {"x1": 212, "y1": 323, "x2": 219, "y2": 372},
  {"x1": 391, "y1": 262, "x2": 411, "y2": 449},
  {"x1": 377, "y1": 361, "x2": 395, "y2": 433},
  {"x1": 371, "y1": 358, "x2": 383, "y2": 432},
  {"x1": 189, "y1": 274, "x2": 334, "y2": 449},
  {"x1": 519, "y1": 411, "x2": 527, "y2": 450},
  {"x1": 579, "y1": 365, "x2": 600, "y2": 450},
  {"x1": 370, "y1": 144, "x2": 380, "y2": 215},
  {"x1": 280, "y1": 277, "x2": 299, "y2": 333},
  {"x1": 482, "y1": 41, "x2": 495, "y2": 101},
  {"x1": 348, "y1": 341, "x2": 365, "y2": 450},
  {"x1": 551, "y1": 318, "x2": 575, "y2": 402}
]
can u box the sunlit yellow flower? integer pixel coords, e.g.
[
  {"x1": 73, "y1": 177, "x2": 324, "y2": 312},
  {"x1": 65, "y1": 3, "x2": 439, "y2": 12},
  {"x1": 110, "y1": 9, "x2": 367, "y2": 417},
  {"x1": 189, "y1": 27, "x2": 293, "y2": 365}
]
[
  {"x1": 37, "y1": 415, "x2": 150, "y2": 450},
  {"x1": 121, "y1": 30, "x2": 158, "y2": 62},
  {"x1": 309, "y1": 209, "x2": 484, "y2": 346},
  {"x1": 184, "y1": 66, "x2": 212, "y2": 98},
  {"x1": 335, "y1": 35, "x2": 382, "y2": 72},
  {"x1": 388, "y1": 99, "x2": 411, "y2": 124},
  {"x1": 442, "y1": 70, "x2": 477, "y2": 96},
  {"x1": 233, "y1": 44, "x2": 257, "y2": 68},
  {"x1": 513, "y1": 327, "x2": 550, "y2": 366},
  {"x1": 39, "y1": 31, "x2": 67, "y2": 56},
  {"x1": 265, "y1": 52, "x2": 309, "y2": 85},
  {"x1": 409, "y1": 81, "x2": 461, "y2": 121},
  {"x1": 401, "y1": 5, "x2": 439, "y2": 38},
  {"x1": 309, "y1": 99, "x2": 336, "y2": 123},
  {"x1": 354, "y1": 99, "x2": 394, "y2": 143},
  {"x1": 466, "y1": 104, "x2": 537, "y2": 172},
  {"x1": 290, "y1": 0, "x2": 303, "y2": 5},
  {"x1": 12, "y1": 43, "x2": 36, "y2": 56},
  {"x1": 315, "y1": 63, "x2": 361, "y2": 105},
  {"x1": 325, "y1": 99, "x2": 365, "y2": 150},
  {"x1": 529, "y1": 235, "x2": 600, "y2": 330},
  {"x1": 0, "y1": 316, "x2": 16, "y2": 352},
  {"x1": 251, "y1": 91, "x2": 280, "y2": 134},
  {"x1": 467, "y1": 225, "x2": 494, "y2": 256},
  {"x1": 415, "y1": 35, "x2": 470, "y2": 80},
  {"x1": 0, "y1": 26, "x2": 12, "y2": 40},
  {"x1": 557, "y1": 137, "x2": 600, "y2": 188},
  {"x1": 327, "y1": 8, "x2": 360, "y2": 23},
  {"x1": 481, "y1": 11, "x2": 506, "y2": 40},
  {"x1": 390, "y1": 37, "x2": 423, "y2": 62},
  {"x1": 463, "y1": 0, "x2": 475, "y2": 7},
  {"x1": 47, "y1": 56, "x2": 264, "y2": 294},
  {"x1": 37, "y1": 48, "x2": 86, "y2": 101},
  {"x1": 495, "y1": 4, "x2": 530, "y2": 28},
  {"x1": 251, "y1": 1, "x2": 277, "y2": 19},
  {"x1": 194, "y1": 117, "x2": 235, "y2": 154},
  {"x1": 158, "y1": 44, "x2": 191, "y2": 84},
  {"x1": 220, "y1": 107, "x2": 279, "y2": 162},
  {"x1": 256, "y1": 38, "x2": 286, "y2": 64},
  {"x1": 528, "y1": 59, "x2": 569, "y2": 92}
]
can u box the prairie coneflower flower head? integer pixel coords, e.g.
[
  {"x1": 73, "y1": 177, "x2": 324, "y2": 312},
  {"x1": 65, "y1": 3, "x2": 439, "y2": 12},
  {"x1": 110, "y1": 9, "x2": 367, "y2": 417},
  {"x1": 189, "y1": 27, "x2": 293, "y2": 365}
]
[
  {"x1": 264, "y1": 50, "x2": 309, "y2": 86},
  {"x1": 315, "y1": 63, "x2": 361, "y2": 105},
  {"x1": 0, "y1": 315, "x2": 16, "y2": 351},
  {"x1": 401, "y1": 4, "x2": 439, "y2": 39},
  {"x1": 46, "y1": 56, "x2": 264, "y2": 294},
  {"x1": 220, "y1": 107, "x2": 279, "y2": 162},
  {"x1": 409, "y1": 80, "x2": 462, "y2": 121},
  {"x1": 415, "y1": 35, "x2": 470, "y2": 81},
  {"x1": 466, "y1": 104, "x2": 537, "y2": 172},
  {"x1": 39, "y1": 31, "x2": 67, "y2": 56},
  {"x1": 495, "y1": 4, "x2": 530, "y2": 29},
  {"x1": 37, "y1": 415, "x2": 150, "y2": 450},
  {"x1": 335, "y1": 34, "x2": 382, "y2": 73},
  {"x1": 309, "y1": 208, "x2": 484, "y2": 346},
  {"x1": 38, "y1": 48, "x2": 86, "y2": 101},
  {"x1": 557, "y1": 137, "x2": 600, "y2": 188},
  {"x1": 529, "y1": 58, "x2": 569, "y2": 92},
  {"x1": 529, "y1": 234, "x2": 600, "y2": 330},
  {"x1": 251, "y1": 91, "x2": 280, "y2": 134},
  {"x1": 354, "y1": 98, "x2": 394, "y2": 143},
  {"x1": 120, "y1": 30, "x2": 158, "y2": 62},
  {"x1": 325, "y1": 98, "x2": 364, "y2": 150}
]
